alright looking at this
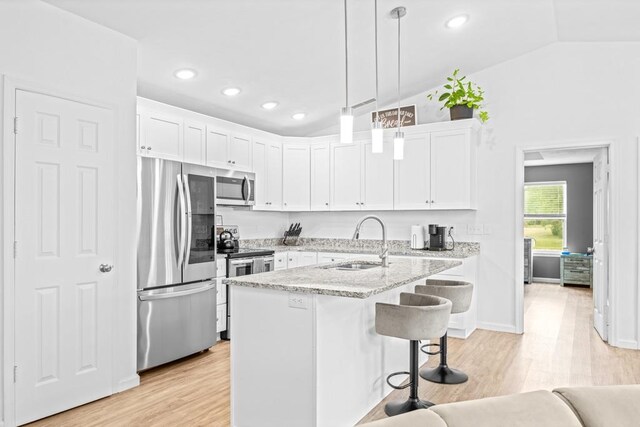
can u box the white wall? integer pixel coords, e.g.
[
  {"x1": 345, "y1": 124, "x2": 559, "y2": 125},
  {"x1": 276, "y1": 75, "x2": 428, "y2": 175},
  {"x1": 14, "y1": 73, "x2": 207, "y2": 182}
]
[
  {"x1": 0, "y1": 0, "x2": 138, "y2": 424},
  {"x1": 309, "y1": 42, "x2": 640, "y2": 346},
  {"x1": 218, "y1": 206, "x2": 289, "y2": 239}
]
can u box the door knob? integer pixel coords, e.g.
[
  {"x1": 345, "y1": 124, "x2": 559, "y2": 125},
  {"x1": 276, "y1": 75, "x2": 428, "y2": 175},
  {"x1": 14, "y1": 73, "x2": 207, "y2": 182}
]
[{"x1": 99, "y1": 264, "x2": 113, "y2": 273}]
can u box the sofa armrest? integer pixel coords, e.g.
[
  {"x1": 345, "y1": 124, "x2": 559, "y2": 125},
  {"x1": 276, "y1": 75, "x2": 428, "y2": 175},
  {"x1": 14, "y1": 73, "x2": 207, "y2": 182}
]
[{"x1": 553, "y1": 385, "x2": 640, "y2": 427}]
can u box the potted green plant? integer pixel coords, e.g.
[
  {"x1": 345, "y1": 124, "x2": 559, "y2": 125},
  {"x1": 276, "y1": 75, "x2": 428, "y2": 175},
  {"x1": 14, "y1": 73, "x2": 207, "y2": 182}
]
[{"x1": 427, "y1": 69, "x2": 489, "y2": 122}]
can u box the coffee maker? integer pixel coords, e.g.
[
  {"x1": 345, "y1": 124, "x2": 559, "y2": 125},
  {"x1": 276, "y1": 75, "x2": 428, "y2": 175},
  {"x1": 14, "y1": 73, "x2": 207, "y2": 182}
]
[{"x1": 428, "y1": 224, "x2": 448, "y2": 251}]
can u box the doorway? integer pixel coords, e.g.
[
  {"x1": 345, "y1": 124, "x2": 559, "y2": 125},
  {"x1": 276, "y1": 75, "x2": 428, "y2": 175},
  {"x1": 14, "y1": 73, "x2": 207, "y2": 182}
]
[{"x1": 517, "y1": 145, "x2": 611, "y2": 342}]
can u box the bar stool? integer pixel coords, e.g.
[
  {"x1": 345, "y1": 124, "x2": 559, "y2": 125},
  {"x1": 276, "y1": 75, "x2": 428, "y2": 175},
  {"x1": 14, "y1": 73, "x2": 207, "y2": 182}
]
[
  {"x1": 375, "y1": 292, "x2": 452, "y2": 417},
  {"x1": 415, "y1": 279, "x2": 473, "y2": 385}
]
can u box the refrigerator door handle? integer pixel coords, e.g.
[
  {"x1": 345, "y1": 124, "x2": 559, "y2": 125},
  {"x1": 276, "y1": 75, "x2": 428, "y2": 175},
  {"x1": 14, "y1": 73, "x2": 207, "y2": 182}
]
[
  {"x1": 138, "y1": 282, "x2": 216, "y2": 301},
  {"x1": 176, "y1": 174, "x2": 187, "y2": 267},
  {"x1": 183, "y1": 174, "x2": 193, "y2": 266}
]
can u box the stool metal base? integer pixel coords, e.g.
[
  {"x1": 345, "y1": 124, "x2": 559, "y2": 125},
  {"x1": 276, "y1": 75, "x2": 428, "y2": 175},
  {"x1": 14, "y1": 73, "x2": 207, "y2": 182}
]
[
  {"x1": 384, "y1": 397, "x2": 434, "y2": 417},
  {"x1": 420, "y1": 364, "x2": 469, "y2": 385}
]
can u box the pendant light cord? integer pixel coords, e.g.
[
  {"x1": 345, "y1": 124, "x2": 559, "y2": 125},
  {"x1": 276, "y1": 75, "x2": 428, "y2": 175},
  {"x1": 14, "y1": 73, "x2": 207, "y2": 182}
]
[
  {"x1": 344, "y1": 0, "x2": 349, "y2": 108},
  {"x1": 396, "y1": 8, "x2": 401, "y2": 132},
  {"x1": 374, "y1": 0, "x2": 379, "y2": 122}
]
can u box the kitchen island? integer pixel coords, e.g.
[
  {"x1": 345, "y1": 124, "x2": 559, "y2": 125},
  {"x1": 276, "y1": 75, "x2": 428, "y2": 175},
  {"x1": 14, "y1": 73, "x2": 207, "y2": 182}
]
[{"x1": 225, "y1": 256, "x2": 462, "y2": 427}]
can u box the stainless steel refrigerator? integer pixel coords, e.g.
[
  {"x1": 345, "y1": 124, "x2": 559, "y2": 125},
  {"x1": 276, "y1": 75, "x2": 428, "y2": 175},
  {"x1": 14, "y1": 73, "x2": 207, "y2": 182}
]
[{"x1": 136, "y1": 157, "x2": 218, "y2": 371}]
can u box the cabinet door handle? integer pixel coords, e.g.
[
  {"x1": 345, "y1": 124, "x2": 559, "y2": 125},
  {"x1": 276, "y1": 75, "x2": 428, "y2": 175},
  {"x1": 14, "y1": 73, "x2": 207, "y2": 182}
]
[
  {"x1": 141, "y1": 146, "x2": 146, "y2": 150},
  {"x1": 325, "y1": 202, "x2": 329, "y2": 206},
  {"x1": 431, "y1": 200, "x2": 435, "y2": 203},
  {"x1": 147, "y1": 146, "x2": 152, "y2": 150},
  {"x1": 232, "y1": 160, "x2": 236, "y2": 164}
]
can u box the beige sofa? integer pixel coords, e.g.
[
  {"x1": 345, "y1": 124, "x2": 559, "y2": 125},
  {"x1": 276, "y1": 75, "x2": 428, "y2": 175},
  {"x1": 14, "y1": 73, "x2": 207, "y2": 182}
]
[{"x1": 361, "y1": 385, "x2": 640, "y2": 427}]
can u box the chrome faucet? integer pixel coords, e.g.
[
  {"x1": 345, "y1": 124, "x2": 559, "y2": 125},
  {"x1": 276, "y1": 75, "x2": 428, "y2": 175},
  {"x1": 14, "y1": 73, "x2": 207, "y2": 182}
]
[{"x1": 352, "y1": 215, "x2": 389, "y2": 267}]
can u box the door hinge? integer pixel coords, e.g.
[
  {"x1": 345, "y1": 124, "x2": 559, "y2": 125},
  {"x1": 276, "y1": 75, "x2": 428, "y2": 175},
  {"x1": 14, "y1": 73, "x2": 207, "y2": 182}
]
[
  {"x1": 13, "y1": 241, "x2": 17, "y2": 258},
  {"x1": 13, "y1": 116, "x2": 19, "y2": 134},
  {"x1": 13, "y1": 365, "x2": 17, "y2": 383}
]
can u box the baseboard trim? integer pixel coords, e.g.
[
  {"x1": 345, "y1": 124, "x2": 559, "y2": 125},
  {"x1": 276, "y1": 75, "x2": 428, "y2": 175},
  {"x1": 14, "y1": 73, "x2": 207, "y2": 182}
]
[
  {"x1": 532, "y1": 277, "x2": 561, "y2": 284},
  {"x1": 116, "y1": 374, "x2": 140, "y2": 393},
  {"x1": 476, "y1": 321, "x2": 518, "y2": 334}
]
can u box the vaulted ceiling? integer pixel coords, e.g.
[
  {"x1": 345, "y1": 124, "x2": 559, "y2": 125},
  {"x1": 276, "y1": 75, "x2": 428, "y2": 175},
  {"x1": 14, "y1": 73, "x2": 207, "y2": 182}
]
[{"x1": 45, "y1": 0, "x2": 640, "y2": 136}]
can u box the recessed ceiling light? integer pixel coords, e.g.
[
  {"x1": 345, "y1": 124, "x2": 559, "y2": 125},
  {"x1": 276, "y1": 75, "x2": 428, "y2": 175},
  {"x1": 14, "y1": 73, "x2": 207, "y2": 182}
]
[
  {"x1": 292, "y1": 112, "x2": 306, "y2": 120},
  {"x1": 174, "y1": 69, "x2": 197, "y2": 80},
  {"x1": 261, "y1": 101, "x2": 279, "y2": 110},
  {"x1": 445, "y1": 14, "x2": 468, "y2": 29},
  {"x1": 222, "y1": 87, "x2": 241, "y2": 97}
]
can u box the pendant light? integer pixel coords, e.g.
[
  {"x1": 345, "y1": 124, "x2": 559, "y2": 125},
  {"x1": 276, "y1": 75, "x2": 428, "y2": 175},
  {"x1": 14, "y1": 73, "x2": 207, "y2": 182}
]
[
  {"x1": 371, "y1": 0, "x2": 384, "y2": 153},
  {"x1": 391, "y1": 6, "x2": 406, "y2": 160},
  {"x1": 340, "y1": 0, "x2": 354, "y2": 144}
]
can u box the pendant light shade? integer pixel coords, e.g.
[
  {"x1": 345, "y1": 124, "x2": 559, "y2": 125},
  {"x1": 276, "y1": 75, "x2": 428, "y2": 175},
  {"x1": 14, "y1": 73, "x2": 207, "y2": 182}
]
[
  {"x1": 371, "y1": 120, "x2": 384, "y2": 153},
  {"x1": 340, "y1": 107, "x2": 354, "y2": 144},
  {"x1": 393, "y1": 131, "x2": 405, "y2": 160},
  {"x1": 391, "y1": 6, "x2": 406, "y2": 160},
  {"x1": 340, "y1": 0, "x2": 353, "y2": 144}
]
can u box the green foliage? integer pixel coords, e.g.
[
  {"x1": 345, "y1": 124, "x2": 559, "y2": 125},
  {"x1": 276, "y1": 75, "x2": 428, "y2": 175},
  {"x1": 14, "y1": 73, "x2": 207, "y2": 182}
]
[{"x1": 427, "y1": 69, "x2": 490, "y2": 123}]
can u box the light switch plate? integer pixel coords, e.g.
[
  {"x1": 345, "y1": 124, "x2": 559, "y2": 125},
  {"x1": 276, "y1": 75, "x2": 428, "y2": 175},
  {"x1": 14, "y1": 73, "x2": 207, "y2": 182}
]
[
  {"x1": 467, "y1": 224, "x2": 484, "y2": 235},
  {"x1": 288, "y1": 293, "x2": 308, "y2": 309}
]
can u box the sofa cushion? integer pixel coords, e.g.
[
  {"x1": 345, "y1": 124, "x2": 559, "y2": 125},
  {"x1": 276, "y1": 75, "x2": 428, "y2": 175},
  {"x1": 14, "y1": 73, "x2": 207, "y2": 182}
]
[
  {"x1": 359, "y1": 409, "x2": 447, "y2": 427},
  {"x1": 430, "y1": 390, "x2": 581, "y2": 427},
  {"x1": 553, "y1": 385, "x2": 640, "y2": 427}
]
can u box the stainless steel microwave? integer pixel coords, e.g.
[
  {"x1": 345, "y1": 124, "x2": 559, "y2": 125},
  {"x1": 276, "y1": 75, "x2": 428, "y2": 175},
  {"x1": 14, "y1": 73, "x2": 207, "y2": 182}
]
[{"x1": 216, "y1": 171, "x2": 255, "y2": 206}]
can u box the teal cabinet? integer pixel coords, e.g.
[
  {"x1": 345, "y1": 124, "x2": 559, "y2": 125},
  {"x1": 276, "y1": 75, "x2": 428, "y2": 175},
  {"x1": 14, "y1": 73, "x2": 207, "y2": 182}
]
[{"x1": 560, "y1": 254, "x2": 592, "y2": 287}]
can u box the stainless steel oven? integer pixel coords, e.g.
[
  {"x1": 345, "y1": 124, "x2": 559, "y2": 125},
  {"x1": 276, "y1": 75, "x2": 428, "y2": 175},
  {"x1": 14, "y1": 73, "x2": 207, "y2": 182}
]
[{"x1": 216, "y1": 171, "x2": 255, "y2": 206}]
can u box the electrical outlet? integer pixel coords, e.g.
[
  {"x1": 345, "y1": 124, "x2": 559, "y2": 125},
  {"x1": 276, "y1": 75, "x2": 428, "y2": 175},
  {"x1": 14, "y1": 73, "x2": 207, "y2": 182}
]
[
  {"x1": 288, "y1": 293, "x2": 308, "y2": 309},
  {"x1": 467, "y1": 224, "x2": 484, "y2": 235}
]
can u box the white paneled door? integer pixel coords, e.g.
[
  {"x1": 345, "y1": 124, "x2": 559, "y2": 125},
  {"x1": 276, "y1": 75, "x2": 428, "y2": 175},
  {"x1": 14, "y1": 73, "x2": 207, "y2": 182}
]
[
  {"x1": 592, "y1": 148, "x2": 609, "y2": 341},
  {"x1": 14, "y1": 90, "x2": 115, "y2": 425}
]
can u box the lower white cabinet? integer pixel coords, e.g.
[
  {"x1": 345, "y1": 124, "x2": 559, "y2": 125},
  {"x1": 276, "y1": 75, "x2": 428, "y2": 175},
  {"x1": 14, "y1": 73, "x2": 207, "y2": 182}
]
[
  {"x1": 286, "y1": 251, "x2": 318, "y2": 268},
  {"x1": 274, "y1": 252, "x2": 288, "y2": 270},
  {"x1": 216, "y1": 304, "x2": 227, "y2": 333}
]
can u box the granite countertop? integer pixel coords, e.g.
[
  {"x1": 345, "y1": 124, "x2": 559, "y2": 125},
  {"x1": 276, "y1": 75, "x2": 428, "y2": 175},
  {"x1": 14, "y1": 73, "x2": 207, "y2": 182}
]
[
  {"x1": 240, "y1": 238, "x2": 479, "y2": 259},
  {"x1": 224, "y1": 256, "x2": 463, "y2": 298}
]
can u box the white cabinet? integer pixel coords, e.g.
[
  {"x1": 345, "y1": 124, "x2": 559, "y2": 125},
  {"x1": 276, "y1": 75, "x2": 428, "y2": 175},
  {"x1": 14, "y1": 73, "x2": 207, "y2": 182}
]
[
  {"x1": 330, "y1": 142, "x2": 361, "y2": 211},
  {"x1": 274, "y1": 252, "x2": 288, "y2": 270},
  {"x1": 230, "y1": 134, "x2": 252, "y2": 171},
  {"x1": 254, "y1": 139, "x2": 283, "y2": 210},
  {"x1": 287, "y1": 251, "x2": 318, "y2": 268},
  {"x1": 138, "y1": 107, "x2": 183, "y2": 160},
  {"x1": 310, "y1": 143, "x2": 331, "y2": 211},
  {"x1": 317, "y1": 252, "x2": 351, "y2": 263},
  {"x1": 206, "y1": 127, "x2": 252, "y2": 171},
  {"x1": 331, "y1": 139, "x2": 394, "y2": 211},
  {"x1": 429, "y1": 129, "x2": 476, "y2": 209},
  {"x1": 282, "y1": 143, "x2": 310, "y2": 211},
  {"x1": 217, "y1": 304, "x2": 227, "y2": 333},
  {"x1": 184, "y1": 120, "x2": 206, "y2": 165},
  {"x1": 394, "y1": 133, "x2": 431, "y2": 210},
  {"x1": 394, "y1": 128, "x2": 477, "y2": 210},
  {"x1": 361, "y1": 139, "x2": 394, "y2": 210}
]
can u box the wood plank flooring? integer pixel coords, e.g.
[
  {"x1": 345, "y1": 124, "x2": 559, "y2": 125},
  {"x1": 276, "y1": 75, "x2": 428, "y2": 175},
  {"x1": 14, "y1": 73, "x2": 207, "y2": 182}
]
[{"x1": 29, "y1": 284, "x2": 640, "y2": 426}]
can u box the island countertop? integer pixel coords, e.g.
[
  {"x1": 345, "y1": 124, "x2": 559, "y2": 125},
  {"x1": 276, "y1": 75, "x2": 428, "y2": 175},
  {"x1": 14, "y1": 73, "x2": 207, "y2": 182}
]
[{"x1": 224, "y1": 256, "x2": 462, "y2": 298}]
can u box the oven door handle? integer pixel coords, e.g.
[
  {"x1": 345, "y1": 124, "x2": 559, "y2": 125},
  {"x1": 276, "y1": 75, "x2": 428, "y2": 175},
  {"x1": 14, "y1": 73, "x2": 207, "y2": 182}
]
[{"x1": 230, "y1": 259, "x2": 254, "y2": 266}]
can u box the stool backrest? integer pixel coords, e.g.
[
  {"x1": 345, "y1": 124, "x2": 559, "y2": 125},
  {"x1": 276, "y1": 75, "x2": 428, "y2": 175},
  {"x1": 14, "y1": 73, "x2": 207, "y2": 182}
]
[{"x1": 375, "y1": 293, "x2": 452, "y2": 341}]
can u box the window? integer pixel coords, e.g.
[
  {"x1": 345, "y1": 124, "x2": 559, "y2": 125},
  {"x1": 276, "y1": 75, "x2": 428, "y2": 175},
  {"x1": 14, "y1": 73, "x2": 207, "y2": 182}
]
[{"x1": 524, "y1": 181, "x2": 567, "y2": 253}]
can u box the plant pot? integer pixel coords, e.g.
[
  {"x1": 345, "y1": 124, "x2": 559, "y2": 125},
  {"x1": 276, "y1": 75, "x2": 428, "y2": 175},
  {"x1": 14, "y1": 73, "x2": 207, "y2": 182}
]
[{"x1": 449, "y1": 105, "x2": 474, "y2": 121}]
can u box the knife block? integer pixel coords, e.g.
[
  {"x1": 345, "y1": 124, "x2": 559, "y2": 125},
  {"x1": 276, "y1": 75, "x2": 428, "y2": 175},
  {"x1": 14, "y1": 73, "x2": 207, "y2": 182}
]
[{"x1": 282, "y1": 231, "x2": 300, "y2": 246}]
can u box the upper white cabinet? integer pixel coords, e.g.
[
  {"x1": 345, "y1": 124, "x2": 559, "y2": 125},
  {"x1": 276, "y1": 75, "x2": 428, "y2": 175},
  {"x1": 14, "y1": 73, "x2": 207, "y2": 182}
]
[
  {"x1": 394, "y1": 133, "x2": 431, "y2": 210},
  {"x1": 206, "y1": 127, "x2": 252, "y2": 171},
  {"x1": 138, "y1": 106, "x2": 183, "y2": 160},
  {"x1": 253, "y1": 139, "x2": 282, "y2": 210},
  {"x1": 282, "y1": 143, "x2": 310, "y2": 211},
  {"x1": 183, "y1": 120, "x2": 206, "y2": 165},
  {"x1": 310, "y1": 142, "x2": 331, "y2": 211},
  {"x1": 362, "y1": 139, "x2": 394, "y2": 210},
  {"x1": 429, "y1": 129, "x2": 476, "y2": 209},
  {"x1": 394, "y1": 126, "x2": 477, "y2": 210},
  {"x1": 330, "y1": 142, "x2": 361, "y2": 211},
  {"x1": 330, "y1": 137, "x2": 394, "y2": 211}
]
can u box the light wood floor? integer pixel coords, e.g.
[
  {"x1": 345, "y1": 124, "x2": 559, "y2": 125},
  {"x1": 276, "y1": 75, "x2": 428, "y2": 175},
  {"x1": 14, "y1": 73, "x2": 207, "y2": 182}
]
[{"x1": 29, "y1": 284, "x2": 640, "y2": 426}]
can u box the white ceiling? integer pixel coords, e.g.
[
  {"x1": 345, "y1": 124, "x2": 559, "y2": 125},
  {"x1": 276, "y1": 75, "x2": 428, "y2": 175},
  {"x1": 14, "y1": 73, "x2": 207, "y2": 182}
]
[{"x1": 44, "y1": 0, "x2": 640, "y2": 136}]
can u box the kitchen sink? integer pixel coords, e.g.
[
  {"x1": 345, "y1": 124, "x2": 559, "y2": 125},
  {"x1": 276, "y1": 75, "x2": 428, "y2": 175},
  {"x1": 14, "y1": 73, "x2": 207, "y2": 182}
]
[{"x1": 322, "y1": 261, "x2": 384, "y2": 271}]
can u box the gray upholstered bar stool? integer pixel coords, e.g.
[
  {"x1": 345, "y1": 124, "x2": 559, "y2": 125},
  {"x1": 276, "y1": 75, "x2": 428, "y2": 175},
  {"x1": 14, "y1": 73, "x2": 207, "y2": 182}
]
[
  {"x1": 415, "y1": 279, "x2": 473, "y2": 385},
  {"x1": 375, "y1": 292, "x2": 452, "y2": 417}
]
